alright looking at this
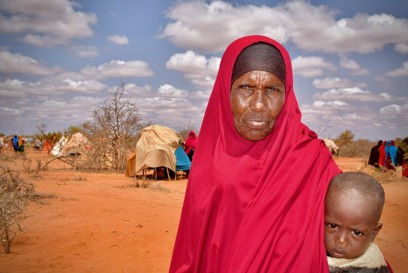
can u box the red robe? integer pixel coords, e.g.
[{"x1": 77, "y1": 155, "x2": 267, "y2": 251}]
[{"x1": 169, "y1": 35, "x2": 341, "y2": 273}]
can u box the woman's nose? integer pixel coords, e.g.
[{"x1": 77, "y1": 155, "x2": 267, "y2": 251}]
[{"x1": 252, "y1": 90, "x2": 266, "y2": 111}]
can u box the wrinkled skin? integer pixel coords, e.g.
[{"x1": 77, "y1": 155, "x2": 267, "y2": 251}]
[{"x1": 230, "y1": 70, "x2": 285, "y2": 141}]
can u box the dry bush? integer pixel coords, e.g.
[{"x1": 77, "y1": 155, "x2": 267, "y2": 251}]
[
  {"x1": 339, "y1": 139, "x2": 375, "y2": 158},
  {"x1": 0, "y1": 167, "x2": 34, "y2": 254},
  {"x1": 22, "y1": 158, "x2": 44, "y2": 177}
]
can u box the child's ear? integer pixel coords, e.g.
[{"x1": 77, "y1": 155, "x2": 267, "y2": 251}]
[{"x1": 371, "y1": 222, "x2": 383, "y2": 242}]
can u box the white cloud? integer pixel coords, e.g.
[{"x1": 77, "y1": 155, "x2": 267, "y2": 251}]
[
  {"x1": 339, "y1": 56, "x2": 369, "y2": 76},
  {"x1": 395, "y1": 43, "x2": 408, "y2": 54},
  {"x1": 379, "y1": 103, "x2": 408, "y2": 116},
  {"x1": 0, "y1": 0, "x2": 97, "y2": 47},
  {"x1": 313, "y1": 77, "x2": 353, "y2": 89},
  {"x1": 120, "y1": 83, "x2": 153, "y2": 97},
  {"x1": 292, "y1": 56, "x2": 337, "y2": 77},
  {"x1": 314, "y1": 87, "x2": 391, "y2": 102},
  {"x1": 166, "y1": 50, "x2": 220, "y2": 88},
  {"x1": 160, "y1": 1, "x2": 290, "y2": 51},
  {"x1": 107, "y1": 35, "x2": 129, "y2": 45},
  {"x1": 312, "y1": 100, "x2": 349, "y2": 107},
  {"x1": 0, "y1": 50, "x2": 52, "y2": 75},
  {"x1": 385, "y1": 61, "x2": 408, "y2": 77},
  {"x1": 160, "y1": 1, "x2": 408, "y2": 54},
  {"x1": 72, "y1": 45, "x2": 99, "y2": 58},
  {"x1": 158, "y1": 84, "x2": 188, "y2": 98},
  {"x1": 81, "y1": 60, "x2": 154, "y2": 79}
]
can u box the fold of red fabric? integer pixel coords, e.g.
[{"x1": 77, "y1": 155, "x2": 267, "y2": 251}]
[{"x1": 169, "y1": 35, "x2": 341, "y2": 273}]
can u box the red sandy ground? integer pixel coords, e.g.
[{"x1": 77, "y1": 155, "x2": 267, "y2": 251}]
[{"x1": 0, "y1": 149, "x2": 407, "y2": 273}]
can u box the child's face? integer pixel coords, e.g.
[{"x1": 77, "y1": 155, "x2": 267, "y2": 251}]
[{"x1": 324, "y1": 190, "x2": 382, "y2": 259}]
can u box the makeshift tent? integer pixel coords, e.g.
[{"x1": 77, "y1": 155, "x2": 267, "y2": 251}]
[
  {"x1": 133, "y1": 125, "x2": 183, "y2": 177},
  {"x1": 62, "y1": 132, "x2": 90, "y2": 155},
  {"x1": 51, "y1": 136, "x2": 68, "y2": 156}
]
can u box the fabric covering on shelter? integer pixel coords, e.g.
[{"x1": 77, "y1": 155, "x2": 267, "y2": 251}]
[
  {"x1": 134, "y1": 125, "x2": 182, "y2": 175},
  {"x1": 62, "y1": 133, "x2": 90, "y2": 155}
]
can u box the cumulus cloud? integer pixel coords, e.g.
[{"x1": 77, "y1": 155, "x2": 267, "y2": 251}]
[
  {"x1": 158, "y1": 84, "x2": 188, "y2": 98},
  {"x1": 314, "y1": 87, "x2": 391, "y2": 102},
  {"x1": 292, "y1": 56, "x2": 337, "y2": 77},
  {"x1": 312, "y1": 100, "x2": 349, "y2": 107},
  {"x1": 120, "y1": 83, "x2": 153, "y2": 97},
  {"x1": 0, "y1": 50, "x2": 52, "y2": 75},
  {"x1": 339, "y1": 56, "x2": 369, "y2": 76},
  {"x1": 379, "y1": 103, "x2": 408, "y2": 116},
  {"x1": 313, "y1": 77, "x2": 353, "y2": 89},
  {"x1": 0, "y1": 0, "x2": 97, "y2": 47},
  {"x1": 394, "y1": 43, "x2": 408, "y2": 54},
  {"x1": 107, "y1": 35, "x2": 129, "y2": 45},
  {"x1": 385, "y1": 61, "x2": 408, "y2": 77},
  {"x1": 160, "y1": 1, "x2": 290, "y2": 51},
  {"x1": 81, "y1": 60, "x2": 154, "y2": 79},
  {"x1": 166, "y1": 50, "x2": 220, "y2": 88},
  {"x1": 160, "y1": 1, "x2": 408, "y2": 54},
  {"x1": 71, "y1": 45, "x2": 99, "y2": 58}
]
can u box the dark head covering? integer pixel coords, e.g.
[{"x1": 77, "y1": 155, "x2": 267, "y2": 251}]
[{"x1": 231, "y1": 42, "x2": 286, "y2": 84}]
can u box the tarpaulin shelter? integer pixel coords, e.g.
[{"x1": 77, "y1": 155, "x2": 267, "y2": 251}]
[
  {"x1": 132, "y1": 125, "x2": 183, "y2": 178},
  {"x1": 62, "y1": 132, "x2": 90, "y2": 155}
]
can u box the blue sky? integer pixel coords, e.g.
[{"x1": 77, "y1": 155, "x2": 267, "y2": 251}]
[{"x1": 0, "y1": 0, "x2": 407, "y2": 141}]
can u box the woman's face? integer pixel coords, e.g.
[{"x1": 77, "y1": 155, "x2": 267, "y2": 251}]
[{"x1": 230, "y1": 70, "x2": 285, "y2": 141}]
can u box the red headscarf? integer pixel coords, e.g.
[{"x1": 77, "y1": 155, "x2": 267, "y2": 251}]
[
  {"x1": 184, "y1": 130, "x2": 198, "y2": 154},
  {"x1": 169, "y1": 35, "x2": 341, "y2": 273}
]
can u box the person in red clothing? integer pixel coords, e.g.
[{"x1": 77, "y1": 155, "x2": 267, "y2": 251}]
[
  {"x1": 183, "y1": 130, "x2": 198, "y2": 162},
  {"x1": 169, "y1": 35, "x2": 341, "y2": 273},
  {"x1": 378, "y1": 140, "x2": 386, "y2": 169}
]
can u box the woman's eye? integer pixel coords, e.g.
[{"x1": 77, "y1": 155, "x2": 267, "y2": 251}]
[
  {"x1": 352, "y1": 230, "x2": 364, "y2": 237},
  {"x1": 266, "y1": 87, "x2": 282, "y2": 95},
  {"x1": 239, "y1": 84, "x2": 251, "y2": 90}
]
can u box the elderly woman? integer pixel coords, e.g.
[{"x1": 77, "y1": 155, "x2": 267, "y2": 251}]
[{"x1": 169, "y1": 35, "x2": 341, "y2": 272}]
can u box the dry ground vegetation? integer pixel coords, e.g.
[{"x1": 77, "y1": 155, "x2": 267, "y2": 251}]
[{"x1": 0, "y1": 145, "x2": 407, "y2": 273}]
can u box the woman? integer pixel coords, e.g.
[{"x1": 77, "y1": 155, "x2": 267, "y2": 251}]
[
  {"x1": 169, "y1": 35, "x2": 341, "y2": 272},
  {"x1": 184, "y1": 130, "x2": 198, "y2": 162}
]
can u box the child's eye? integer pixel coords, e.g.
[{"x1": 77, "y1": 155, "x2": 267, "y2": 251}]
[
  {"x1": 352, "y1": 230, "x2": 364, "y2": 237},
  {"x1": 327, "y1": 223, "x2": 337, "y2": 229}
]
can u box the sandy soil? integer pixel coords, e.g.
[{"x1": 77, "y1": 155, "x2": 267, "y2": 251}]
[{"x1": 0, "y1": 149, "x2": 407, "y2": 273}]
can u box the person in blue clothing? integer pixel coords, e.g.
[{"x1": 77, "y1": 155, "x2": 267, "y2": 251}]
[
  {"x1": 12, "y1": 135, "x2": 19, "y2": 152},
  {"x1": 385, "y1": 140, "x2": 398, "y2": 168}
]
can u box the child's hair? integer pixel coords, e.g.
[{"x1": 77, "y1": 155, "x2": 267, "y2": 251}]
[{"x1": 327, "y1": 172, "x2": 385, "y2": 221}]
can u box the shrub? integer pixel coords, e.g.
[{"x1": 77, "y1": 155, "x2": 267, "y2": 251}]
[{"x1": 0, "y1": 167, "x2": 34, "y2": 253}]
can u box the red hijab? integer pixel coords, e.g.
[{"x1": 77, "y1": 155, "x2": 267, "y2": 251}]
[
  {"x1": 169, "y1": 35, "x2": 341, "y2": 273},
  {"x1": 184, "y1": 130, "x2": 198, "y2": 154}
]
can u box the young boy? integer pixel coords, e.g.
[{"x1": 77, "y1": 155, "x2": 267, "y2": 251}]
[{"x1": 324, "y1": 172, "x2": 392, "y2": 273}]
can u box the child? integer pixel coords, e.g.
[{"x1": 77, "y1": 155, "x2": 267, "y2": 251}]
[{"x1": 324, "y1": 172, "x2": 392, "y2": 273}]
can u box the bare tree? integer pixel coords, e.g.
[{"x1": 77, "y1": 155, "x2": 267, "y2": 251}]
[
  {"x1": 84, "y1": 83, "x2": 147, "y2": 170},
  {"x1": 0, "y1": 167, "x2": 34, "y2": 253}
]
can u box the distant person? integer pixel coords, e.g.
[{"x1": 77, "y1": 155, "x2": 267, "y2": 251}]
[
  {"x1": 377, "y1": 140, "x2": 386, "y2": 169},
  {"x1": 12, "y1": 135, "x2": 19, "y2": 152},
  {"x1": 368, "y1": 140, "x2": 383, "y2": 168},
  {"x1": 17, "y1": 135, "x2": 24, "y2": 152},
  {"x1": 183, "y1": 130, "x2": 197, "y2": 162},
  {"x1": 325, "y1": 172, "x2": 392, "y2": 273},
  {"x1": 385, "y1": 140, "x2": 397, "y2": 169}
]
